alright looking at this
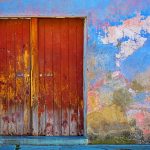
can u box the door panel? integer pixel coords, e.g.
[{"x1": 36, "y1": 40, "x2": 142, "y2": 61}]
[
  {"x1": 0, "y1": 19, "x2": 31, "y2": 135},
  {"x1": 37, "y1": 18, "x2": 84, "y2": 136}
]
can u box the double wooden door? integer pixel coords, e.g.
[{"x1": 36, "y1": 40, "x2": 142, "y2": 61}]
[{"x1": 0, "y1": 18, "x2": 84, "y2": 136}]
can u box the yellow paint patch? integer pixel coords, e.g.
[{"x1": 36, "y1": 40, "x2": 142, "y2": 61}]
[
  {"x1": 88, "y1": 91, "x2": 101, "y2": 113},
  {"x1": 0, "y1": 75, "x2": 7, "y2": 96},
  {"x1": 87, "y1": 104, "x2": 128, "y2": 134},
  {"x1": 101, "y1": 104, "x2": 126, "y2": 123}
]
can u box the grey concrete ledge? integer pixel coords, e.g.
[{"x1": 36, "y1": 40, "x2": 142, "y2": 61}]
[{"x1": 0, "y1": 136, "x2": 88, "y2": 146}]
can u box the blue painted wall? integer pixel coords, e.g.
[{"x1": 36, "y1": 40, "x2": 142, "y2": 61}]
[{"x1": 1, "y1": 0, "x2": 150, "y2": 144}]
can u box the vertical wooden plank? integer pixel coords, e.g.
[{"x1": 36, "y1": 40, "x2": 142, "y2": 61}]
[
  {"x1": 38, "y1": 19, "x2": 46, "y2": 135},
  {"x1": 76, "y1": 19, "x2": 84, "y2": 135},
  {"x1": 5, "y1": 20, "x2": 8, "y2": 135},
  {"x1": 31, "y1": 18, "x2": 39, "y2": 136},
  {"x1": 20, "y1": 20, "x2": 25, "y2": 135},
  {"x1": 15, "y1": 20, "x2": 24, "y2": 135},
  {"x1": 60, "y1": 19, "x2": 70, "y2": 136},
  {"x1": 3, "y1": 20, "x2": 8, "y2": 135},
  {"x1": 53, "y1": 19, "x2": 62, "y2": 136},
  {"x1": 0, "y1": 20, "x2": 3, "y2": 135},
  {"x1": 22, "y1": 19, "x2": 31, "y2": 135},
  {"x1": 44, "y1": 19, "x2": 54, "y2": 136},
  {"x1": 6, "y1": 20, "x2": 10, "y2": 135},
  {"x1": 68, "y1": 19, "x2": 78, "y2": 135},
  {"x1": 7, "y1": 20, "x2": 16, "y2": 135},
  {"x1": 12, "y1": 20, "x2": 18, "y2": 135},
  {"x1": 0, "y1": 20, "x2": 8, "y2": 135},
  {"x1": 0, "y1": 20, "x2": 4, "y2": 135}
]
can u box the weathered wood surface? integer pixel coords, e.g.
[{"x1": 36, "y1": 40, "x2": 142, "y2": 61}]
[
  {"x1": 30, "y1": 18, "x2": 39, "y2": 136},
  {"x1": 0, "y1": 19, "x2": 31, "y2": 135},
  {"x1": 0, "y1": 18, "x2": 84, "y2": 136},
  {"x1": 37, "y1": 18, "x2": 84, "y2": 136}
]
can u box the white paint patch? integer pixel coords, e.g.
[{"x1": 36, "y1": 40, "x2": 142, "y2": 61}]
[{"x1": 101, "y1": 13, "x2": 150, "y2": 67}]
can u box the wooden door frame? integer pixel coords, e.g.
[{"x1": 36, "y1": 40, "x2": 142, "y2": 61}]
[{"x1": 0, "y1": 17, "x2": 87, "y2": 137}]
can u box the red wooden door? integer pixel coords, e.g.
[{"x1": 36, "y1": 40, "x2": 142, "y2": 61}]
[
  {"x1": 37, "y1": 18, "x2": 84, "y2": 136},
  {"x1": 0, "y1": 18, "x2": 84, "y2": 136},
  {"x1": 0, "y1": 19, "x2": 31, "y2": 135}
]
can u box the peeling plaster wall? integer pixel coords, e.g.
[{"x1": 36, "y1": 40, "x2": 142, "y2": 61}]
[{"x1": 1, "y1": 0, "x2": 150, "y2": 143}]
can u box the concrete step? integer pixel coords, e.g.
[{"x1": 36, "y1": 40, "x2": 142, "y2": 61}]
[{"x1": 0, "y1": 136, "x2": 88, "y2": 146}]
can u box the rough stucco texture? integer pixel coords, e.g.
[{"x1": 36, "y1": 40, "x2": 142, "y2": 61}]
[{"x1": 0, "y1": 0, "x2": 150, "y2": 143}]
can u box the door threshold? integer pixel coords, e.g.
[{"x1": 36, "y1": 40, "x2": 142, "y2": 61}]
[{"x1": 0, "y1": 136, "x2": 88, "y2": 146}]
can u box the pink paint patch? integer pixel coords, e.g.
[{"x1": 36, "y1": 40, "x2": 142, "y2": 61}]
[
  {"x1": 91, "y1": 79, "x2": 105, "y2": 90},
  {"x1": 134, "y1": 112, "x2": 144, "y2": 125},
  {"x1": 143, "y1": 129, "x2": 150, "y2": 135}
]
